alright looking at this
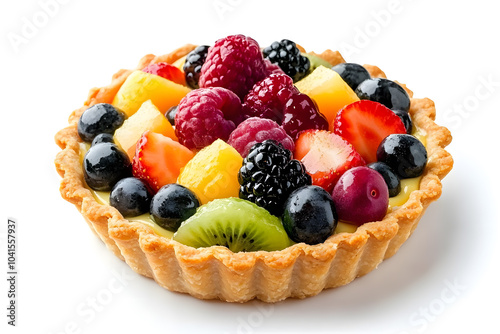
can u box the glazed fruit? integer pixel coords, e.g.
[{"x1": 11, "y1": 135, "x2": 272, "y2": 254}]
[
  {"x1": 114, "y1": 100, "x2": 177, "y2": 159},
  {"x1": 282, "y1": 185, "x2": 338, "y2": 245},
  {"x1": 112, "y1": 70, "x2": 191, "y2": 117},
  {"x1": 295, "y1": 66, "x2": 359, "y2": 125},
  {"x1": 377, "y1": 134, "x2": 427, "y2": 178},
  {"x1": 241, "y1": 73, "x2": 298, "y2": 123},
  {"x1": 150, "y1": 184, "x2": 200, "y2": 232},
  {"x1": 281, "y1": 93, "x2": 329, "y2": 141},
  {"x1": 227, "y1": 117, "x2": 294, "y2": 158},
  {"x1": 165, "y1": 106, "x2": 177, "y2": 126},
  {"x1": 83, "y1": 142, "x2": 132, "y2": 191},
  {"x1": 333, "y1": 100, "x2": 406, "y2": 163},
  {"x1": 393, "y1": 109, "x2": 413, "y2": 134},
  {"x1": 263, "y1": 58, "x2": 285, "y2": 75},
  {"x1": 177, "y1": 139, "x2": 243, "y2": 204},
  {"x1": 238, "y1": 140, "x2": 311, "y2": 216},
  {"x1": 331, "y1": 63, "x2": 371, "y2": 91},
  {"x1": 199, "y1": 35, "x2": 267, "y2": 99},
  {"x1": 110, "y1": 177, "x2": 151, "y2": 217},
  {"x1": 331, "y1": 166, "x2": 389, "y2": 225},
  {"x1": 355, "y1": 78, "x2": 411, "y2": 112},
  {"x1": 78, "y1": 103, "x2": 125, "y2": 142},
  {"x1": 294, "y1": 130, "x2": 365, "y2": 192},
  {"x1": 183, "y1": 45, "x2": 210, "y2": 89},
  {"x1": 367, "y1": 162, "x2": 401, "y2": 197},
  {"x1": 132, "y1": 131, "x2": 194, "y2": 192},
  {"x1": 173, "y1": 198, "x2": 291, "y2": 252},
  {"x1": 91, "y1": 133, "x2": 114, "y2": 146},
  {"x1": 262, "y1": 39, "x2": 310, "y2": 82},
  {"x1": 142, "y1": 62, "x2": 186, "y2": 86},
  {"x1": 175, "y1": 87, "x2": 243, "y2": 150}
]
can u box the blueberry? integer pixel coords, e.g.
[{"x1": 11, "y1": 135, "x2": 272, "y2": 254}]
[
  {"x1": 150, "y1": 184, "x2": 200, "y2": 232},
  {"x1": 376, "y1": 134, "x2": 427, "y2": 179},
  {"x1": 91, "y1": 133, "x2": 114, "y2": 146},
  {"x1": 367, "y1": 162, "x2": 401, "y2": 197},
  {"x1": 110, "y1": 177, "x2": 151, "y2": 217},
  {"x1": 392, "y1": 109, "x2": 413, "y2": 134},
  {"x1": 83, "y1": 143, "x2": 132, "y2": 191},
  {"x1": 78, "y1": 103, "x2": 126, "y2": 142},
  {"x1": 355, "y1": 78, "x2": 411, "y2": 112},
  {"x1": 165, "y1": 106, "x2": 177, "y2": 126},
  {"x1": 282, "y1": 185, "x2": 337, "y2": 245},
  {"x1": 331, "y1": 63, "x2": 371, "y2": 91}
]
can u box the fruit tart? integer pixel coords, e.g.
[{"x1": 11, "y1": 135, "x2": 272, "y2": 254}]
[{"x1": 54, "y1": 35, "x2": 453, "y2": 303}]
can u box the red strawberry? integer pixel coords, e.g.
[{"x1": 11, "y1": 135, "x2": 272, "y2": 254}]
[
  {"x1": 142, "y1": 62, "x2": 186, "y2": 86},
  {"x1": 294, "y1": 130, "x2": 365, "y2": 192},
  {"x1": 332, "y1": 100, "x2": 406, "y2": 163},
  {"x1": 132, "y1": 131, "x2": 194, "y2": 192}
]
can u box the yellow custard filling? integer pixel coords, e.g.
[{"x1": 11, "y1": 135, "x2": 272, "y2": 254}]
[
  {"x1": 91, "y1": 190, "x2": 174, "y2": 238},
  {"x1": 388, "y1": 176, "x2": 421, "y2": 210},
  {"x1": 79, "y1": 127, "x2": 426, "y2": 238}
]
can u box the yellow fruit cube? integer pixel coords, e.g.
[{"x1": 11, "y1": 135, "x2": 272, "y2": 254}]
[
  {"x1": 112, "y1": 70, "x2": 191, "y2": 117},
  {"x1": 114, "y1": 100, "x2": 177, "y2": 159},
  {"x1": 177, "y1": 139, "x2": 242, "y2": 204},
  {"x1": 295, "y1": 66, "x2": 359, "y2": 128}
]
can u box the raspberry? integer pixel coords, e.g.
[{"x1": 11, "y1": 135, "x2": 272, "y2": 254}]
[
  {"x1": 282, "y1": 93, "x2": 329, "y2": 140},
  {"x1": 199, "y1": 35, "x2": 267, "y2": 100},
  {"x1": 238, "y1": 140, "x2": 311, "y2": 216},
  {"x1": 227, "y1": 117, "x2": 294, "y2": 158},
  {"x1": 241, "y1": 73, "x2": 298, "y2": 123},
  {"x1": 175, "y1": 87, "x2": 243, "y2": 150},
  {"x1": 263, "y1": 39, "x2": 310, "y2": 82},
  {"x1": 264, "y1": 59, "x2": 285, "y2": 76}
]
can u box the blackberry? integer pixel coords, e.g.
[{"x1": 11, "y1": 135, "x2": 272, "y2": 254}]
[
  {"x1": 262, "y1": 39, "x2": 310, "y2": 82},
  {"x1": 183, "y1": 45, "x2": 210, "y2": 89},
  {"x1": 238, "y1": 140, "x2": 311, "y2": 216}
]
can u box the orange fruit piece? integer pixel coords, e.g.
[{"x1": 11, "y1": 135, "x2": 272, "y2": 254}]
[
  {"x1": 177, "y1": 139, "x2": 242, "y2": 204},
  {"x1": 112, "y1": 70, "x2": 191, "y2": 117},
  {"x1": 295, "y1": 66, "x2": 359, "y2": 127}
]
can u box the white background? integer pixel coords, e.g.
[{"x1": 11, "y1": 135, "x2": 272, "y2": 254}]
[{"x1": 1, "y1": 0, "x2": 500, "y2": 333}]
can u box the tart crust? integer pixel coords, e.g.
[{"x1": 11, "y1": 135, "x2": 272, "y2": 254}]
[{"x1": 54, "y1": 45, "x2": 453, "y2": 303}]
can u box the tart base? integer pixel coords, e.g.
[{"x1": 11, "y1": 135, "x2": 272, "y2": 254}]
[{"x1": 55, "y1": 46, "x2": 453, "y2": 303}]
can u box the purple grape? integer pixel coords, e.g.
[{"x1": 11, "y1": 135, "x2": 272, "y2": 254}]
[{"x1": 331, "y1": 166, "x2": 389, "y2": 225}]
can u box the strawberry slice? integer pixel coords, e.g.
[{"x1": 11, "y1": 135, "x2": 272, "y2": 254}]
[
  {"x1": 132, "y1": 131, "x2": 194, "y2": 192},
  {"x1": 142, "y1": 62, "x2": 186, "y2": 86},
  {"x1": 295, "y1": 129, "x2": 365, "y2": 192},
  {"x1": 332, "y1": 100, "x2": 406, "y2": 163}
]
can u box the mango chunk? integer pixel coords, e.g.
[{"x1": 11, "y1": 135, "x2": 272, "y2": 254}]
[
  {"x1": 177, "y1": 139, "x2": 242, "y2": 204},
  {"x1": 112, "y1": 70, "x2": 190, "y2": 117},
  {"x1": 296, "y1": 66, "x2": 359, "y2": 128}
]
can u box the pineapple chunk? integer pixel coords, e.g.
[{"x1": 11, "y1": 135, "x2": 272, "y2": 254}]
[{"x1": 114, "y1": 100, "x2": 177, "y2": 159}]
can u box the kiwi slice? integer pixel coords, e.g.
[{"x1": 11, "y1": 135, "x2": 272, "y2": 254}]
[
  {"x1": 173, "y1": 198, "x2": 291, "y2": 252},
  {"x1": 302, "y1": 53, "x2": 333, "y2": 73}
]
